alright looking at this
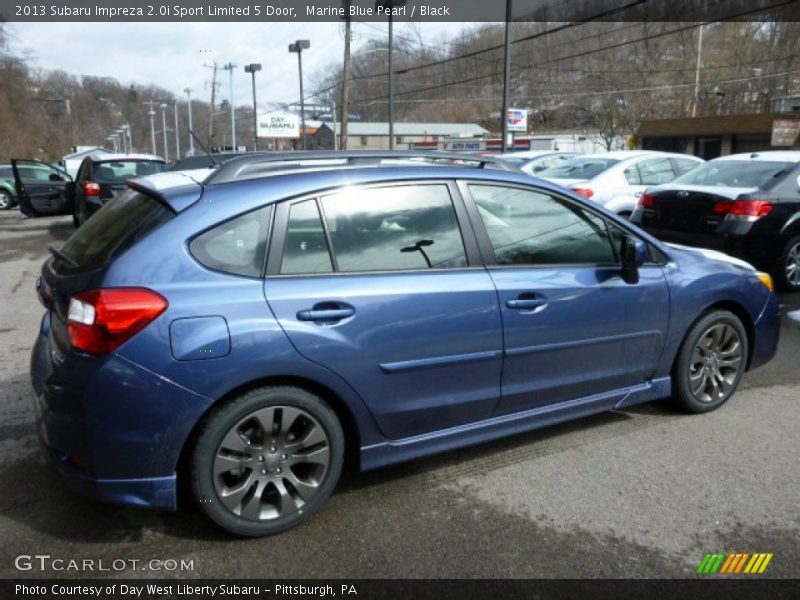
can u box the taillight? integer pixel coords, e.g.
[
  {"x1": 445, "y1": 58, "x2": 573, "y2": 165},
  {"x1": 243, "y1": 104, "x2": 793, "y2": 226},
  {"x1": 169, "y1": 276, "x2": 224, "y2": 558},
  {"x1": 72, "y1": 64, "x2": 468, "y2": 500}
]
[
  {"x1": 67, "y1": 288, "x2": 168, "y2": 354},
  {"x1": 83, "y1": 181, "x2": 101, "y2": 196},
  {"x1": 712, "y1": 200, "x2": 773, "y2": 219},
  {"x1": 572, "y1": 187, "x2": 594, "y2": 198},
  {"x1": 638, "y1": 193, "x2": 656, "y2": 208}
]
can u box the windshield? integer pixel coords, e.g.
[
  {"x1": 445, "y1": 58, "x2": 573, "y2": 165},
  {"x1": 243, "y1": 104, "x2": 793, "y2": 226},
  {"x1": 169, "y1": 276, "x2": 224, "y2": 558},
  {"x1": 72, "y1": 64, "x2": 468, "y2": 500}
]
[
  {"x1": 538, "y1": 158, "x2": 620, "y2": 180},
  {"x1": 672, "y1": 160, "x2": 794, "y2": 188},
  {"x1": 92, "y1": 160, "x2": 168, "y2": 182}
]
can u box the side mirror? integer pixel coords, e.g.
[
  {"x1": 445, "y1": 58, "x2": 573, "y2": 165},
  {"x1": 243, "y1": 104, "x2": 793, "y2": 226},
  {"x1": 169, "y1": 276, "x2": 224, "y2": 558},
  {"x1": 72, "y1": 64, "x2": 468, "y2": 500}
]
[{"x1": 621, "y1": 236, "x2": 647, "y2": 284}]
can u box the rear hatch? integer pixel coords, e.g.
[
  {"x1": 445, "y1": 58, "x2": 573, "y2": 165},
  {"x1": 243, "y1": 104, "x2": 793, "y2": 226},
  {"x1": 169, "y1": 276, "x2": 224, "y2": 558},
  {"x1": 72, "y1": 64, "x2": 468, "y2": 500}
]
[
  {"x1": 39, "y1": 188, "x2": 176, "y2": 357},
  {"x1": 92, "y1": 160, "x2": 168, "y2": 201}
]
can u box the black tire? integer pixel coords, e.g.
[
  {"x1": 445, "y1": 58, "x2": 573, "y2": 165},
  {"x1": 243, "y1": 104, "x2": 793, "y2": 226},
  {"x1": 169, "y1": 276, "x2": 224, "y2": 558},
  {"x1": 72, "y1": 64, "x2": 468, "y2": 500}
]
[
  {"x1": 672, "y1": 310, "x2": 748, "y2": 414},
  {"x1": 0, "y1": 190, "x2": 12, "y2": 210},
  {"x1": 775, "y1": 235, "x2": 800, "y2": 292},
  {"x1": 72, "y1": 210, "x2": 80, "y2": 228},
  {"x1": 190, "y1": 386, "x2": 344, "y2": 537}
]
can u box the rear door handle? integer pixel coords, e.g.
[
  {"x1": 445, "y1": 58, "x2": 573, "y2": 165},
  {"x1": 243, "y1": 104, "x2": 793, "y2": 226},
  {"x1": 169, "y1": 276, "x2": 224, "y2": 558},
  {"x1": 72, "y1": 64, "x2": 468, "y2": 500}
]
[{"x1": 297, "y1": 305, "x2": 355, "y2": 322}]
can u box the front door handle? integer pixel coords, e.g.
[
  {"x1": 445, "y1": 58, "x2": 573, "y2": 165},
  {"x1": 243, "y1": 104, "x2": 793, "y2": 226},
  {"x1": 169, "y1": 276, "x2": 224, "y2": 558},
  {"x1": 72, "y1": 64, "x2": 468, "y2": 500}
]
[
  {"x1": 297, "y1": 304, "x2": 355, "y2": 322},
  {"x1": 506, "y1": 293, "x2": 548, "y2": 311}
]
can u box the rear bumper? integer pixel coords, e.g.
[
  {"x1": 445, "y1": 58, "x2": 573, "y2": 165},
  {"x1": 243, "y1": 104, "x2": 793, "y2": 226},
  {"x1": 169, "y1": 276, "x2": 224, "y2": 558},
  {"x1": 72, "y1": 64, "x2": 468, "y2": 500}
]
[
  {"x1": 30, "y1": 312, "x2": 210, "y2": 511},
  {"x1": 637, "y1": 224, "x2": 780, "y2": 273}
]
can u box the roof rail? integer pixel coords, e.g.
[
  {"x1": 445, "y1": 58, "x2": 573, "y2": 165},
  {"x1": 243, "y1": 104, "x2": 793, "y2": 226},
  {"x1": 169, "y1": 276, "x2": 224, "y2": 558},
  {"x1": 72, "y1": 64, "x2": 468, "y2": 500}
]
[{"x1": 204, "y1": 150, "x2": 519, "y2": 185}]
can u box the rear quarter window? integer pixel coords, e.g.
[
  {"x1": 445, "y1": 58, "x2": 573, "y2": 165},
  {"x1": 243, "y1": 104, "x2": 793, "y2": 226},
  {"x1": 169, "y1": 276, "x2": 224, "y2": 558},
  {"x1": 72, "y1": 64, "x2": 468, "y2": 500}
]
[
  {"x1": 57, "y1": 190, "x2": 174, "y2": 273},
  {"x1": 190, "y1": 206, "x2": 271, "y2": 277}
]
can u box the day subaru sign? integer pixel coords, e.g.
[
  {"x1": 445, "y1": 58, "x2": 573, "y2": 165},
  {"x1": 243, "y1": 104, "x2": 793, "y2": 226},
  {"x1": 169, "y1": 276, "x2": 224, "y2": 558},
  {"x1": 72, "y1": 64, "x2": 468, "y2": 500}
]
[
  {"x1": 506, "y1": 108, "x2": 528, "y2": 133},
  {"x1": 257, "y1": 110, "x2": 300, "y2": 138}
]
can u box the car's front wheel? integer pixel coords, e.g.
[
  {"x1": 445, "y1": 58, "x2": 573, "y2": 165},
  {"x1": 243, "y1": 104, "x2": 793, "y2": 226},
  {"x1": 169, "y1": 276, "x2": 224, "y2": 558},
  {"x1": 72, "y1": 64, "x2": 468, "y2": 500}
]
[
  {"x1": 190, "y1": 386, "x2": 344, "y2": 537},
  {"x1": 672, "y1": 310, "x2": 748, "y2": 413}
]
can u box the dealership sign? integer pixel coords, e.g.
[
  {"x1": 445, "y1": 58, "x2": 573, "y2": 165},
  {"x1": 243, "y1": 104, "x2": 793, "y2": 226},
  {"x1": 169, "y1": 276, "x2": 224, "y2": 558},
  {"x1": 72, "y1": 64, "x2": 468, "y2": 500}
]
[
  {"x1": 257, "y1": 110, "x2": 300, "y2": 138},
  {"x1": 506, "y1": 108, "x2": 528, "y2": 133}
]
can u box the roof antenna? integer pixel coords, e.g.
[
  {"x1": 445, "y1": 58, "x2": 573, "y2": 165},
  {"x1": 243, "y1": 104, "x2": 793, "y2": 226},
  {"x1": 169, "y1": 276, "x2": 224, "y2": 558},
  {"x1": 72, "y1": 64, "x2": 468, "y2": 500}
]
[{"x1": 189, "y1": 129, "x2": 219, "y2": 166}]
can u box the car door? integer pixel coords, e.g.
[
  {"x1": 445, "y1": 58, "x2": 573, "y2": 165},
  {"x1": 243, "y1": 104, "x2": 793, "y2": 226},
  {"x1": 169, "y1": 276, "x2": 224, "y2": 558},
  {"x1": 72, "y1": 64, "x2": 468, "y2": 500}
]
[
  {"x1": 459, "y1": 181, "x2": 670, "y2": 416},
  {"x1": 263, "y1": 181, "x2": 504, "y2": 440},
  {"x1": 11, "y1": 159, "x2": 73, "y2": 217}
]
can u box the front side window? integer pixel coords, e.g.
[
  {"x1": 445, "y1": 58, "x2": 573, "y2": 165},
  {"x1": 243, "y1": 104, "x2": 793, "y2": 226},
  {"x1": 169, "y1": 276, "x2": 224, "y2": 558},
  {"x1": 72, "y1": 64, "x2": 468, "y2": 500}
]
[
  {"x1": 190, "y1": 206, "x2": 270, "y2": 277},
  {"x1": 469, "y1": 185, "x2": 617, "y2": 266},
  {"x1": 320, "y1": 184, "x2": 467, "y2": 272}
]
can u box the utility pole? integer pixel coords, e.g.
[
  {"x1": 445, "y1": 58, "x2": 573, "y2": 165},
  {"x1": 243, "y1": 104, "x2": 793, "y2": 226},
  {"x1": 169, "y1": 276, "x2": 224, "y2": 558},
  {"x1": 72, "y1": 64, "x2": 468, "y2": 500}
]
[
  {"x1": 341, "y1": 2, "x2": 351, "y2": 150},
  {"x1": 501, "y1": 0, "x2": 513, "y2": 151},
  {"x1": 184, "y1": 88, "x2": 195, "y2": 155},
  {"x1": 244, "y1": 63, "x2": 262, "y2": 151},
  {"x1": 204, "y1": 62, "x2": 219, "y2": 147},
  {"x1": 691, "y1": 24, "x2": 705, "y2": 118},
  {"x1": 376, "y1": 0, "x2": 407, "y2": 150},
  {"x1": 160, "y1": 103, "x2": 169, "y2": 162},
  {"x1": 144, "y1": 101, "x2": 158, "y2": 155},
  {"x1": 174, "y1": 101, "x2": 181, "y2": 159},
  {"x1": 289, "y1": 40, "x2": 310, "y2": 150},
  {"x1": 222, "y1": 62, "x2": 237, "y2": 150}
]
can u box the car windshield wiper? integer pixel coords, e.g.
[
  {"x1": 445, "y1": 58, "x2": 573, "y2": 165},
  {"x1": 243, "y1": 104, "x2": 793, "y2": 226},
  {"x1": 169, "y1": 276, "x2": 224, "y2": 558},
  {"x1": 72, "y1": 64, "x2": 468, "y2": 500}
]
[{"x1": 48, "y1": 246, "x2": 77, "y2": 268}]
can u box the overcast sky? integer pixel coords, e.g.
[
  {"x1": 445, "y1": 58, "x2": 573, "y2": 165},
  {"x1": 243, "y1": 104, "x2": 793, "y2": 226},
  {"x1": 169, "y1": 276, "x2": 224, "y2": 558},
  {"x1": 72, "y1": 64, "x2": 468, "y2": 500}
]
[{"x1": 7, "y1": 21, "x2": 469, "y2": 111}]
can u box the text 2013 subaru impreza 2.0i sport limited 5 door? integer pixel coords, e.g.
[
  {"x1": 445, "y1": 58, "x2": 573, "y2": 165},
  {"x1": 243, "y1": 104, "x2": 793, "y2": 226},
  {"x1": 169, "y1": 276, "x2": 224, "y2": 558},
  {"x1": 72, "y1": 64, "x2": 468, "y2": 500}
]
[{"x1": 30, "y1": 152, "x2": 780, "y2": 537}]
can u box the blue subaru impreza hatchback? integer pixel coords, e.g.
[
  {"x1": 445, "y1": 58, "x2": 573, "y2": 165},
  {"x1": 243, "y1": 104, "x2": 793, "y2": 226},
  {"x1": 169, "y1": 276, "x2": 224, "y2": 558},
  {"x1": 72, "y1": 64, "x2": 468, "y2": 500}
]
[{"x1": 29, "y1": 152, "x2": 779, "y2": 536}]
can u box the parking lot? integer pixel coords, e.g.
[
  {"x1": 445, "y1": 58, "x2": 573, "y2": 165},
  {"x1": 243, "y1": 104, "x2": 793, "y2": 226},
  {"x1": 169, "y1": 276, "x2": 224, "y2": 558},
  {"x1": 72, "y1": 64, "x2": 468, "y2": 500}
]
[{"x1": 0, "y1": 210, "x2": 798, "y2": 579}]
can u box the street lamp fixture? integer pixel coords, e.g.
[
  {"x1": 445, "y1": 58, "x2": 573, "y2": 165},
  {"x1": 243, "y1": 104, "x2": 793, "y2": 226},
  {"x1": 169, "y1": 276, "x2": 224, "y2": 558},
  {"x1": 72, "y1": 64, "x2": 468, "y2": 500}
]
[
  {"x1": 244, "y1": 63, "x2": 262, "y2": 151},
  {"x1": 289, "y1": 40, "x2": 310, "y2": 150}
]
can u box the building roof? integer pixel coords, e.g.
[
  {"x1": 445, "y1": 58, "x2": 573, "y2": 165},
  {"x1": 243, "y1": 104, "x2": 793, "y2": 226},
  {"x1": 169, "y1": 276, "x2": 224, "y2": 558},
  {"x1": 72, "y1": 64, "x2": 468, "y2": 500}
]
[
  {"x1": 313, "y1": 122, "x2": 489, "y2": 137},
  {"x1": 638, "y1": 113, "x2": 799, "y2": 138}
]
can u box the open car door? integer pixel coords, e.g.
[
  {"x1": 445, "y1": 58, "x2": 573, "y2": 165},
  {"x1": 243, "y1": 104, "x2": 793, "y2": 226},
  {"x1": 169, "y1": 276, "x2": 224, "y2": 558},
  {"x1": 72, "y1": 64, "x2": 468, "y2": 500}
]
[{"x1": 11, "y1": 159, "x2": 73, "y2": 217}]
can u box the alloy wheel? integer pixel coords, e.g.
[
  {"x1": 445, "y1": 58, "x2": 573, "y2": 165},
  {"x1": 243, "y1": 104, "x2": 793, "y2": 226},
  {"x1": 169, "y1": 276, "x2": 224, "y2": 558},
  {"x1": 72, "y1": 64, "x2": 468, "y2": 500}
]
[
  {"x1": 212, "y1": 405, "x2": 331, "y2": 521},
  {"x1": 0, "y1": 192, "x2": 10, "y2": 210},
  {"x1": 786, "y1": 242, "x2": 800, "y2": 288},
  {"x1": 687, "y1": 323, "x2": 743, "y2": 403}
]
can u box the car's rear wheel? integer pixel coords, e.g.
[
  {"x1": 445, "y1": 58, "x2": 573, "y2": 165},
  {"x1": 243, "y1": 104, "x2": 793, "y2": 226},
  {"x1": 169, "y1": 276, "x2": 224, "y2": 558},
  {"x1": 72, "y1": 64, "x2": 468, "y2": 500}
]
[
  {"x1": 190, "y1": 386, "x2": 344, "y2": 537},
  {"x1": 0, "y1": 190, "x2": 12, "y2": 210},
  {"x1": 776, "y1": 235, "x2": 800, "y2": 291},
  {"x1": 672, "y1": 310, "x2": 748, "y2": 413}
]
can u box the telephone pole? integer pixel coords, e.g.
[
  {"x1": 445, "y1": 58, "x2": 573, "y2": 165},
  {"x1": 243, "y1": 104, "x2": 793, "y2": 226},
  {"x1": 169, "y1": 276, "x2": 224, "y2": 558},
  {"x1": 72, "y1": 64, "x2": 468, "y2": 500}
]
[
  {"x1": 340, "y1": 4, "x2": 351, "y2": 150},
  {"x1": 222, "y1": 62, "x2": 237, "y2": 150},
  {"x1": 184, "y1": 88, "x2": 195, "y2": 155},
  {"x1": 174, "y1": 101, "x2": 181, "y2": 159}
]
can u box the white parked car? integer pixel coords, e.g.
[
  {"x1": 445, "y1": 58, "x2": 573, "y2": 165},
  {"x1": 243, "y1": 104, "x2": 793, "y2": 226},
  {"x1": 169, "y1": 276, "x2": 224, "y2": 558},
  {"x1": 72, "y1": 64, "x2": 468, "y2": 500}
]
[
  {"x1": 497, "y1": 151, "x2": 579, "y2": 176},
  {"x1": 537, "y1": 151, "x2": 704, "y2": 216}
]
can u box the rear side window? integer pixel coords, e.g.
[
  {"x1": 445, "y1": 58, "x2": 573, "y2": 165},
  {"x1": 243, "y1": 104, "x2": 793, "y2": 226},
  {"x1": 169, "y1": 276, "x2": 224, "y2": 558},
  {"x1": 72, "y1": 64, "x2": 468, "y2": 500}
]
[
  {"x1": 673, "y1": 160, "x2": 793, "y2": 188},
  {"x1": 674, "y1": 157, "x2": 701, "y2": 175},
  {"x1": 280, "y1": 200, "x2": 334, "y2": 275},
  {"x1": 190, "y1": 206, "x2": 271, "y2": 277},
  {"x1": 58, "y1": 190, "x2": 173, "y2": 273},
  {"x1": 636, "y1": 158, "x2": 677, "y2": 185},
  {"x1": 320, "y1": 184, "x2": 467, "y2": 272}
]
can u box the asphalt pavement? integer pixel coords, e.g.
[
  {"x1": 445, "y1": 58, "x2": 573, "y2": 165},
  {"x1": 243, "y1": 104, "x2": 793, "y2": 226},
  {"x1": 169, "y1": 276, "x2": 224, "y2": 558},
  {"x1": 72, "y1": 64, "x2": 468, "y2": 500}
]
[{"x1": 1, "y1": 211, "x2": 798, "y2": 579}]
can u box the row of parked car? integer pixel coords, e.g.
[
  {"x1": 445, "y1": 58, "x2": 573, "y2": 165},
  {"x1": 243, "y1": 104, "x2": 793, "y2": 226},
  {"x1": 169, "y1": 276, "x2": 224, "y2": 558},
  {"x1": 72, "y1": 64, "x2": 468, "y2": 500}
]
[
  {"x1": 495, "y1": 149, "x2": 800, "y2": 291},
  {"x1": 7, "y1": 148, "x2": 800, "y2": 291}
]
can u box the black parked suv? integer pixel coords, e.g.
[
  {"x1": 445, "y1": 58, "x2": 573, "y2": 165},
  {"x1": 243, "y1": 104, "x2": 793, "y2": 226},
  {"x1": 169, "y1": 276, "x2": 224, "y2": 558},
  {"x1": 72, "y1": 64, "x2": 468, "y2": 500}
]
[
  {"x1": 631, "y1": 151, "x2": 800, "y2": 290},
  {"x1": 12, "y1": 153, "x2": 167, "y2": 226}
]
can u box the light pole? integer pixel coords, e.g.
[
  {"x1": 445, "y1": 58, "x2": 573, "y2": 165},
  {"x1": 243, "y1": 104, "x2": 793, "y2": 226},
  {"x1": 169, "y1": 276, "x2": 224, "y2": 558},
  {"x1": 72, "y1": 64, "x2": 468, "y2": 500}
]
[
  {"x1": 289, "y1": 40, "x2": 310, "y2": 150},
  {"x1": 122, "y1": 123, "x2": 132, "y2": 153},
  {"x1": 160, "y1": 103, "x2": 169, "y2": 162},
  {"x1": 501, "y1": 0, "x2": 512, "y2": 151},
  {"x1": 148, "y1": 109, "x2": 157, "y2": 155},
  {"x1": 222, "y1": 62, "x2": 237, "y2": 150},
  {"x1": 115, "y1": 128, "x2": 127, "y2": 153},
  {"x1": 174, "y1": 101, "x2": 181, "y2": 159},
  {"x1": 244, "y1": 63, "x2": 262, "y2": 151},
  {"x1": 376, "y1": 0, "x2": 406, "y2": 150},
  {"x1": 184, "y1": 88, "x2": 195, "y2": 155}
]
